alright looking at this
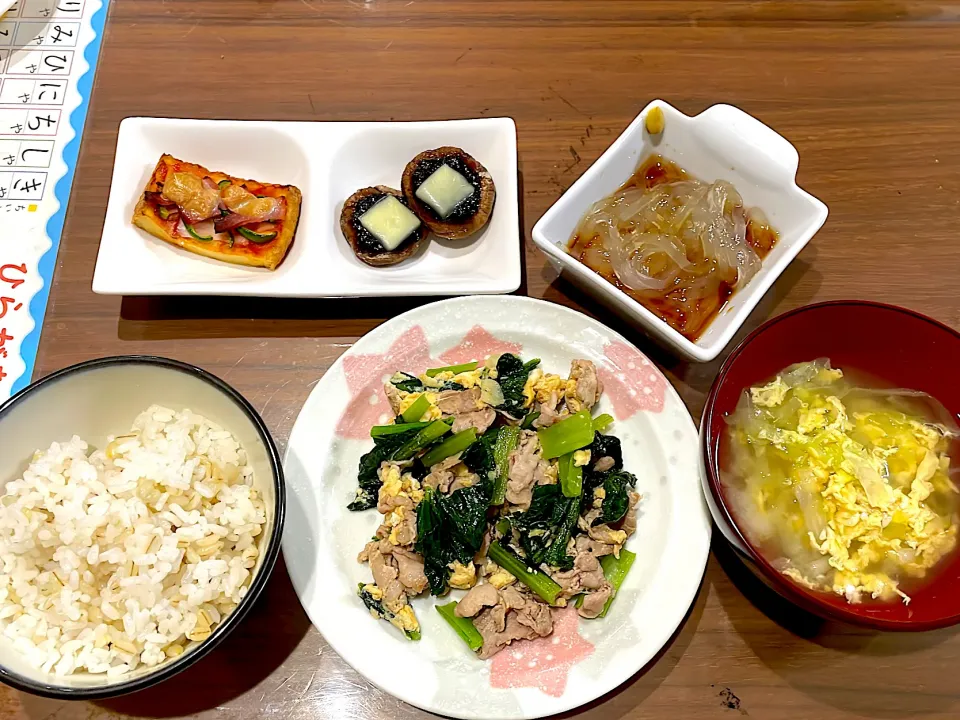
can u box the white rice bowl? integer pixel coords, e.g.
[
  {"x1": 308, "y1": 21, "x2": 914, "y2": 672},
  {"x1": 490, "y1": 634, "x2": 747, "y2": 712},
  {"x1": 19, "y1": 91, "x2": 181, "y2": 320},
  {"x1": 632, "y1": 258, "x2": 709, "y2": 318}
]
[{"x1": 0, "y1": 405, "x2": 266, "y2": 679}]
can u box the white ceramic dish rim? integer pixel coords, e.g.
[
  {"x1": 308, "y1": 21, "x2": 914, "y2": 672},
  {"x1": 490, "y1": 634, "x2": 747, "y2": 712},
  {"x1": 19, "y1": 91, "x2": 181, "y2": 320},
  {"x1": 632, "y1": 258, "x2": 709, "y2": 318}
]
[
  {"x1": 0, "y1": 356, "x2": 286, "y2": 699},
  {"x1": 281, "y1": 295, "x2": 712, "y2": 719},
  {"x1": 92, "y1": 116, "x2": 521, "y2": 298},
  {"x1": 531, "y1": 99, "x2": 829, "y2": 363}
]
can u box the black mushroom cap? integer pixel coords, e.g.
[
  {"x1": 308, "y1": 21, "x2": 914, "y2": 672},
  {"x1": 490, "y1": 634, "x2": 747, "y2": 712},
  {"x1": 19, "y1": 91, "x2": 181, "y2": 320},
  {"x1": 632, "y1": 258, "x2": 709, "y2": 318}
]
[
  {"x1": 340, "y1": 185, "x2": 428, "y2": 267},
  {"x1": 401, "y1": 147, "x2": 496, "y2": 240}
]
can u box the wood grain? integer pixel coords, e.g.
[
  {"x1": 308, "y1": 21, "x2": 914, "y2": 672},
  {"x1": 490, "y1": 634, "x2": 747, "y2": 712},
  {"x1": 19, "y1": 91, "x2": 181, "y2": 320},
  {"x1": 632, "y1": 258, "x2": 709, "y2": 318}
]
[{"x1": 5, "y1": 0, "x2": 960, "y2": 717}]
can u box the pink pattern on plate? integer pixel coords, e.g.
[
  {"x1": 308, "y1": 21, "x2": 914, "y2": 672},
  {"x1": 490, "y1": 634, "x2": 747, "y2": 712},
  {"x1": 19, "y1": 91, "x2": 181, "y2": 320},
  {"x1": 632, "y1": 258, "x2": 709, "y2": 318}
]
[
  {"x1": 597, "y1": 341, "x2": 667, "y2": 418},
  {"x1": 489, "y1": 607, "x2": 594, "y2": 698},
  {"x1": 335, "y1": 326, "x2": 437, "y2": 439},
  {"x1": 438, "y1": 326, "x2": 522, "y2": 365}
]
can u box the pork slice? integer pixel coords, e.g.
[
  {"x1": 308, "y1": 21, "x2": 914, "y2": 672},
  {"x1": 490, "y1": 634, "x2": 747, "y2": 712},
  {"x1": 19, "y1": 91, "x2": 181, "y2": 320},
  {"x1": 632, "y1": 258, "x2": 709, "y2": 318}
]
[
  {"x1": 476, "y1": 607, "x2": 537, "y2": 660},
  {"x1": 574, "y1": 533, "x2": 615, "y2": 558},
  {"x1": 436, "y1": 387, "x2": 482, "y2": 415},
  {"x1": 392, "y1": 547, "x2": 428, "y2": 595},
  {"x1": 449, "y1": 472, "x2": 479, "y2": 494},
  {"x1": 423, "y1": 455, "x2": 461, "y2": 493},
  {"x1": 498, "y1": 585, "x2": 527, "y2": 610},
  {"x1": 569, "y1": 359, "x2": 602, "y2": 410},
  {"x1": 499, "y1": 586, "x2": 554, "y2": 637},
  {"x1": 392, "y1": 509, "x2": 418, "y2": 547},
  {"x1": 451, "y1": 406, "x2": 497, "y2": 434},
  {"x1": 368, "y1": 545, "x2": 405, "y2": 609},
  {"x1": 474, "y1": 602, "x2": 506, "y2": 635},
  {"x1": 473, "y1": 526, "x2": 494, "y2": 565},
  {"x1": 550, "y1": 547, "x2": 607, "y2": 598},
  {"x1": 357, "y1": 540, "x2": 378, "y2": 563},
  {"x1": 455, "y1": 583, "x2": 500, "y2": 618},
  {"x1": 579, "y1": 507, "x2": 602, "y2": 529},
  {"x1": 384, "y1": 383, "x2": 404, "y2": 415},
  {"x1": 505, "y1": 431, "x2": 542, "y2": 509},
  {"x1": 593, "y1": 456, "x2": 616, "y2": 473},
  {"x1": 579, "y1": 583, "x2": 613, "y2": 619},
  {"x1": 615, "y1": 490, "x2": 642, "y2": 538},
  {"x1": 575, "y1": 551, "x2": 607, "y2": 590},
  {"x1": 514, "y1": 599, "x2": 553, "y2": 637},
  {"x1": 532, "y1": 391, "x2": 566, "y2": 428},
  {"x1": 587, "y1": 522, "x2": 627, "y2": 549}
]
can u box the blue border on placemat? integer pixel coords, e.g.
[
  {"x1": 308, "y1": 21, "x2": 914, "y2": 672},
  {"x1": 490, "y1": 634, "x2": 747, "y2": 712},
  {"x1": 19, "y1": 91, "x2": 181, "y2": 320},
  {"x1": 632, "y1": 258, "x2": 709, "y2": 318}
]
[{"x1": 10, "y1": 0, "x2": 110, "y2": 394}]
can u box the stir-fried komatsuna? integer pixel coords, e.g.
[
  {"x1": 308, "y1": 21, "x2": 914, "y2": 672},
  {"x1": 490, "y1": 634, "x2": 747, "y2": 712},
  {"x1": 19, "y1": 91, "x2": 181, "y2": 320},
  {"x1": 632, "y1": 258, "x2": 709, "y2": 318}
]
[{"x1": 348, "y1": 354, "x2": 641, "y2": 658}]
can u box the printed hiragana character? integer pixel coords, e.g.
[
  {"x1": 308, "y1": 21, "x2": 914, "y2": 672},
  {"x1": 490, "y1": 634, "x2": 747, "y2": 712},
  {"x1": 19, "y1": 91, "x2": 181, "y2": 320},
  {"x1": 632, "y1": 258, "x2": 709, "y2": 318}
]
[
  {"x1": 13, "y1": 177, "x2": 42, "y2": 193},
  {"x1": 43, "y1": 54, "x2": 67, "y2": 72},
  {"x1": 37, "y1": 83, "x2": 62, "y2": 101},
  {"x1": 0, "y1": 264, "x2": 26, "y2": 289},
  {"x1": 0, "y1": 297, "x2": 22, "y2": 319},
  {"x1": 50, "y1": 25, "x2": 74, "y2": 43},
  {"x1": 28, "y1": 113, "x2": 56, "y2": 131},
  {"x1": 21, "y1": 147, "x2": 50, "y2": 164}
]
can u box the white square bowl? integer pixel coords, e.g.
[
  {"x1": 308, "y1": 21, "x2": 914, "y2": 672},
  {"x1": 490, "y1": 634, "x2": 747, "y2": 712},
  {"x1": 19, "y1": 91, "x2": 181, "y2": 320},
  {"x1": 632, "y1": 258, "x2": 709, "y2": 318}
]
[
  {"x1": 92, "y1": 117, "x2": 520, "y2": 297},
  {"x1": 531, "y1": 100, "x2": 828, "y2": 362}
]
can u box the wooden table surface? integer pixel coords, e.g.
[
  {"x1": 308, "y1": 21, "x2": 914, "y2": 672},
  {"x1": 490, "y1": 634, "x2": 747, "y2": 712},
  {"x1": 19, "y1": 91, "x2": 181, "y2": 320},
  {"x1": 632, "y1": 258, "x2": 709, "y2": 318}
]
[{"x1": 5, "y1": 0, "x2": 960, "y2": 718}]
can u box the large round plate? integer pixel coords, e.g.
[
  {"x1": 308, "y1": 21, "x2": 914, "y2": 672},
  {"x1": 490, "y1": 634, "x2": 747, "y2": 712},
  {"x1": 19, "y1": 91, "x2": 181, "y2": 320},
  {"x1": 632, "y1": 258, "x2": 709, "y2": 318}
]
[{"x1": 282, "y1": 296, "x2": 710, "y2": 719}]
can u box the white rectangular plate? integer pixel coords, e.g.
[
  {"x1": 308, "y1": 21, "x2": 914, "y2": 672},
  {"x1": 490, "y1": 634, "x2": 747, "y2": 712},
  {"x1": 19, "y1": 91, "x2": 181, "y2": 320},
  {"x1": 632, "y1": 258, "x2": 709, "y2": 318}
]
[{"x1": 92, "y1": 117, "x2": 520, "y2": 297}]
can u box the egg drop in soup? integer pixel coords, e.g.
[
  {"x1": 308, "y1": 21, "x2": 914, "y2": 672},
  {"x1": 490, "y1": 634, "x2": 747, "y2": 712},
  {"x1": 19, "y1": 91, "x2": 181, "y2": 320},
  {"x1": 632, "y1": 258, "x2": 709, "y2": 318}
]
[
  {"x1": 723, "y1": 360, "x2": 959, "y2": 605},
  {"x1": 567, "y1": 156, "x2": 778, "y2": 341}
]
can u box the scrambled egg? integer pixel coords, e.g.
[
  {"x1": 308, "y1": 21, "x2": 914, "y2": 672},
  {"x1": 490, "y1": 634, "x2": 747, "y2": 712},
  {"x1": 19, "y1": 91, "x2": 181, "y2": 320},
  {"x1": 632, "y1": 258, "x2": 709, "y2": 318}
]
[
  {"x1": 522, "y1": 369, "x2": 543, "y2": 408},
  {"x1": 378, "y1": 463, "x2": 424, "y2": 506},
  {"x1": 447, "y1": 561, "x2": 477, "y2": 589},
  {"x1": 592, "y1": 486, "x2": 606, "y2": 509},
  {"x1": 391, "y1": 606, "x2": 420, "y2": 636},
  {"x1": 482, "y1": 560, "x2": 516, "y2": 589},
  {"x1": 384, "y1": 506, "x2": 407, "y2": 545},
  {"x1": 732, "y1": 361, "x2": 958, "y2": 604},
  {"x1": 750, "y1": 375, "x2": 788, "y2": 408},
  {"x1": 564, "y1": 377, "x2": 583, "y2": 412},
  {"x1": 523, "y1": 370, "x2": 566, "y2": 408},
  {"x1": 573, "y1": 449, "x2": 592, "y2": 467}
]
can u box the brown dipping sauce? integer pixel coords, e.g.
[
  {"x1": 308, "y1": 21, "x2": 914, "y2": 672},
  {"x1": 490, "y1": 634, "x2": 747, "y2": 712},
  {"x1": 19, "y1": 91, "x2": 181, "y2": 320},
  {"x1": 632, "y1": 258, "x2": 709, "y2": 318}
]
[{"x1": 568, "y1": 156, "x2": 778, "y2": 341}]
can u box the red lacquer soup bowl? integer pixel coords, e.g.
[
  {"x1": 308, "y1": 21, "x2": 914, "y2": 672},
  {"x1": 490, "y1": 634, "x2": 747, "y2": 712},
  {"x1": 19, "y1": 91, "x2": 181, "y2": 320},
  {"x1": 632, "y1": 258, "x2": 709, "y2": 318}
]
[{"x1": 701, "y1": 301, "x2": 960, "y2": 631}]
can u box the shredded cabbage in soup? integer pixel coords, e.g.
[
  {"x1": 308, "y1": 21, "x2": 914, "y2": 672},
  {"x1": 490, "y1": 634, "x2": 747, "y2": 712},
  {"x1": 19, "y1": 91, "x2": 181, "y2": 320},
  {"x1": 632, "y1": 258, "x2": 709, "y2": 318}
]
[{"x1": 724, "y1": 360, "x2": 959, "y2": 604}]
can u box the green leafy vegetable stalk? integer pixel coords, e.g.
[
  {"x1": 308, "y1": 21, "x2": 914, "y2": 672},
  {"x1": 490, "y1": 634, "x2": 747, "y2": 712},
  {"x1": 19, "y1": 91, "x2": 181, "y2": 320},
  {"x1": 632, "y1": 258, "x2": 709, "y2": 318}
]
[
  {"x1": 401, "y1": 394, "x2": 432, "y2": 423},
  {"x1": 426, "y1": 361, "x2": 479, "y2": 377},
  {"x1": 598, "y1": 550, "x2": 636, "y2": 617},
  {"x1": 537, "y1": 410, "x2": 595, "y2": 459},
  {"x1": 558, "y1": 452, "x2": 583, "y2": 498},
  {"x1": 490, "y1": 426, "x2": 520, "y2": 506},
  {"x1": 435, "y1": 602, "x2": 483, "y2": 651},
  {"x1": 488, "y1": 541, "x2": 563, "y2": 605},
  {"x1": 421, "y1": 428, "x2": 478, "y2": 468}
]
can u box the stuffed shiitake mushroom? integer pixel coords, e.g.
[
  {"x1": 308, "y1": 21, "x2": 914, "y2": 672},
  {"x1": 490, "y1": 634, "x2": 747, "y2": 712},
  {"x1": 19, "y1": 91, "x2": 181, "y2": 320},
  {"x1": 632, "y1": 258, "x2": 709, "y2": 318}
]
[
  {"x1": 340, "y1": 186, "x2": 428, "y2": 267},
  {"x1": 401, "y1": 147, "x2": 496, "y2": 240}
]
